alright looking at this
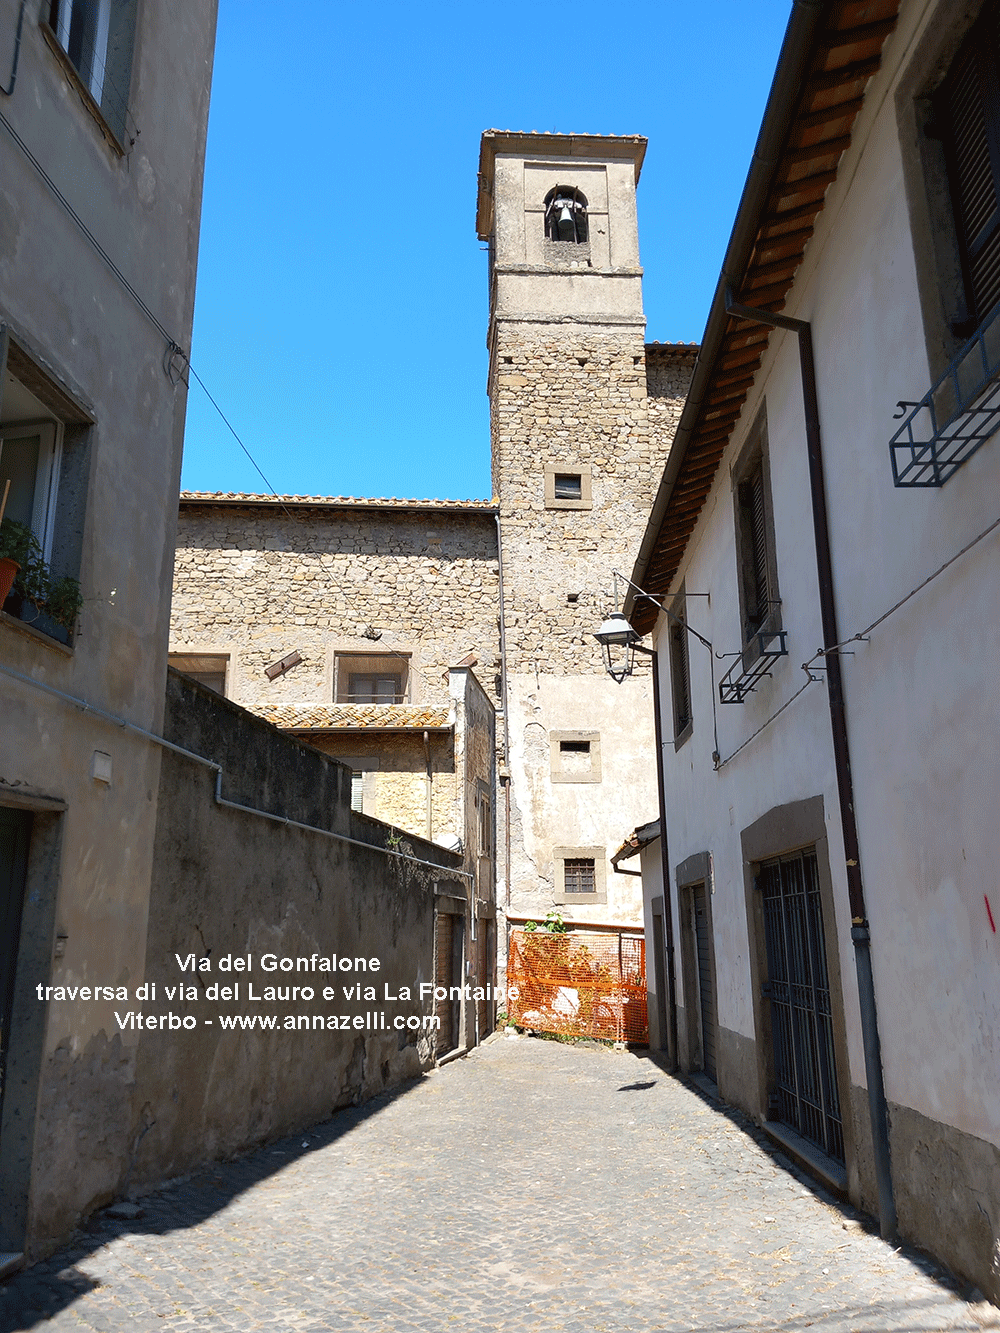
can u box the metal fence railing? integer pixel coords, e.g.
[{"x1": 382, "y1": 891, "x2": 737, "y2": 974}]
[{"x1": 506, "y1": 929, "x2": 647, "y2": 1044}]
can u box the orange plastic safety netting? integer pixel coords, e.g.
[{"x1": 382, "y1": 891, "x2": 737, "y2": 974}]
[{"x1": 506, "y1": 929, "x2": 648, "y2": 1044}]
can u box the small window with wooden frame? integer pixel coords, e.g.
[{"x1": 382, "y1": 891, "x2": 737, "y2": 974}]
[
  {"x1": 169, "y1": 653, "x2": 229, "y2": 696},
  {"x1": 544, "y1": 462, "x2": 592, "y2": 511},
  {"x1": 334, "y1": 652, "x2": 409, "y2": 704},
  {"x1": 732, "y1": 414, "x2": 780, "y2": 652}
]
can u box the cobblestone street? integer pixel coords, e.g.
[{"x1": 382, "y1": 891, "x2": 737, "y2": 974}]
[{"x1": 2, "y1": 1036, "x2": 996, "y2": 1332}]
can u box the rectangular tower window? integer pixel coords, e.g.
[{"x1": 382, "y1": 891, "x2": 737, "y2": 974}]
[
  {"x1": 544, "y1": 463, "x2": 592, "y2": 510},
  {"x1": 553, "y1": 473, "x2": 582, "y2": 500}
]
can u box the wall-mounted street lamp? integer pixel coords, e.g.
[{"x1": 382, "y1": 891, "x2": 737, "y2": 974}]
[
  {"x1": 593, "y1": 571, "x2": 711, "y2": 683},
  {"x1": 592, "y1": 570, "x2": 719, "y2": 765},
  {"x1": 593, "y1": 607, "x2": 649, "y2": 682},
  {"x1": 592, "y1": 573, "x2": 656, "y2": 682}
]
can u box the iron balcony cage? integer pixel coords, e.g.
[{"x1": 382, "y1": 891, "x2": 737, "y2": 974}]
[
  {"x1": 718, "y1": 627, "x2": 788, "y2": 704},
  {"x1": 890, "y1": 304, "x2": 1000, "y2": 486}
]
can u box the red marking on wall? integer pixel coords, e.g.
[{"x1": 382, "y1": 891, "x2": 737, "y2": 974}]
[{"x1": 986, "y1": 895, "x2": 997, "y2": 933}]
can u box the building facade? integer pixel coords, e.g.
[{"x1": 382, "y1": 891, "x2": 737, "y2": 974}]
[
  {"x1": 170, "y1": 495, "x2": 500, "y2": 1049},
  {"x1": 477, "y1": 131, "x2": 692, "y2": 931},
  {"x1": 629, "y1": 0, "x2": 999, "y2": 1300},
  {"x1": 0, "y1": 0, "x2": 216, "y2": 1260},
  {"x1": 170, "y1": 134, "x2": 695, "y2": 971}
]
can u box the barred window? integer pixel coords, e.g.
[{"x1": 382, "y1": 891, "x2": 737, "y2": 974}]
[{"x1": 564, "y1": 858, "x2": 596, "y2": 894}]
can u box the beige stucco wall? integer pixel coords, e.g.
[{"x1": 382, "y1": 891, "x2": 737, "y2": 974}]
[{"x1": 0, "y1": 0, "x2": 216, "y2": 1256}]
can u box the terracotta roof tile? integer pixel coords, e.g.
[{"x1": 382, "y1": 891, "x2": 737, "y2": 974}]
[
  {"x1": 179, "y1": 492, "x2": 497, "y2": 512},
  {"x1": 248, "y1": 703, "x2": 452, "y2": 731}
]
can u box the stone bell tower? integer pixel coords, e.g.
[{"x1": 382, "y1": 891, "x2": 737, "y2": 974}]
[{"x1": 477, "y1": 131, "x2": 689, "y2": 931}]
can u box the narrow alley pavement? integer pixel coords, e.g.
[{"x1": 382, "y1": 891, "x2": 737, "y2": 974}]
[{"x1": 2, "y1": 1035, "x2": 996, "y2": 1333}]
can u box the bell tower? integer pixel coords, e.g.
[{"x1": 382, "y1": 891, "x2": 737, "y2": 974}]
[{"x1": 477, "y1": 131, "x2": 681, "y2": 932}]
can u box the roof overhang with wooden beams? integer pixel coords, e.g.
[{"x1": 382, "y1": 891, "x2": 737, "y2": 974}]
[{"x1": 629, "y1": 0, "x2": 901, "y2": 636}]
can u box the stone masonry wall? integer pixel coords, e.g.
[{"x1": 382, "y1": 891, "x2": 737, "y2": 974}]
[
  {"x1": 308, "y1": 731, "x2": 458, "y2": 847},
  {"x1": 490, "y1": 326, "x2": 692, "y2": 923},
  {"x1": 491, "y1": 329, "x2": 690, "y2": 676},
  {"x1": 171, "y1": 506, "x2": 500, "y2": 714}
]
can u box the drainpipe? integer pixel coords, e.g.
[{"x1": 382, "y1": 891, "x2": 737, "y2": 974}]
[
  {"x1": 494, "y1": 512, "x2": 512, "y2": 912},
  {"x1": 651, "y1": 650, "x2": 679, "y2": 1071},
  {"x1": 725, "y1": 290, "x2": 896, "y2": 1241}
]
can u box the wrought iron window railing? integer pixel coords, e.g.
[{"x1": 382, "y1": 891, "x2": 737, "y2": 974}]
[
  {"x1": 718, "y1": 629, "x2": 788, "y2": 704},
  {"x1": 890, "y1": 306, "x2": 1000, "y2": 486}
]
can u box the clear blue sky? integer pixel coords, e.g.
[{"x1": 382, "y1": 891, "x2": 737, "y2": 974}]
[{"x1": 180, "y1": 2, "x2": 792, "y2": 501}]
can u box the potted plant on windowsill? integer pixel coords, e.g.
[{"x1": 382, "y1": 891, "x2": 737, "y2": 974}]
[{"x1": 0, "y1": 517, "x2": 83, "y2": 634}]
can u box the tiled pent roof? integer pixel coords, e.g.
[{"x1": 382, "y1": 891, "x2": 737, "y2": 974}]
[
  {"x1": 248, "y1": 704, "x2": 452, "y2": 731},
  {"x1": 180, "y1": 492, "x2": 497, "y2": 513}
]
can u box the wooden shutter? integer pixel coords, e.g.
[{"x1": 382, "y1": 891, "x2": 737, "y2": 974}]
[
  {"x1": 940, "y1": 5, "x2": 1000, "y2": 325},
  {"x1": 738, "y1": 464, "x2": 771, "y2": 639}
]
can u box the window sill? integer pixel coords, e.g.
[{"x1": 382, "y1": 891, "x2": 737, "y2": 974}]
[
  {"x1": 555, "y1": 894, "x2": 608, "y2": 907},
  {"x1": 39, "y1": 23, "x2": 127, "y2": 157},
  {"x1": 0, "y1": 610, "x2": 74, "y2": 657}
]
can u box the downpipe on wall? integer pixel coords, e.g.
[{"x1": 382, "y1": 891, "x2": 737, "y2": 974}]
[{"x1": 724, "y1": 290, "x2": 897, "y2": 1241}]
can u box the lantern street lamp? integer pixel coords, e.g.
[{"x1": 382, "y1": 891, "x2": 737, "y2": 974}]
[
  {"x1": 593, "y1": 609, "x2": 643, "y2": 683},
  {"x1": 592, "y1": 572, "x2": 655, "y2": 682}
]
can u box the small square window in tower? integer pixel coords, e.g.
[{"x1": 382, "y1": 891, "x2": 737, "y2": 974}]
[
  {"x1": 543, "y1": 463, "x2": 592, "y2": 511},
  {"x1": 550, "y1": 732, "x2": 601, "y2": 783},
  {"x1": 335, "y1": 653, "x2": 409, "y2": 705}
]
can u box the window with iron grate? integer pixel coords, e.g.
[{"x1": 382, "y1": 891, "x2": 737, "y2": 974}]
[{"x1": 564, "y1": 858, "x2": 596, "y2": 894}]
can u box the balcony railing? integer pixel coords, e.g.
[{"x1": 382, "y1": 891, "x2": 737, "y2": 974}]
[
  {"x1": 718, "y1": 630, "x2": 788, "y2": 704},
  {"x1": 890, "y1": 307, "x2": 1000, "y2": 487}
]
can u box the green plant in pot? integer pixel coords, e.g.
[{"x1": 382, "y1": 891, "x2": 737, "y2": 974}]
[{"x1": 0, "y1": 518, "x2": 82, "y2": 631}]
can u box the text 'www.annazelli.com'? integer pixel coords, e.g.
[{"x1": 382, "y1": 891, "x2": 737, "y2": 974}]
[{"x1": 113, "y1": 1011, "x2": 440, "y2": 1031}]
